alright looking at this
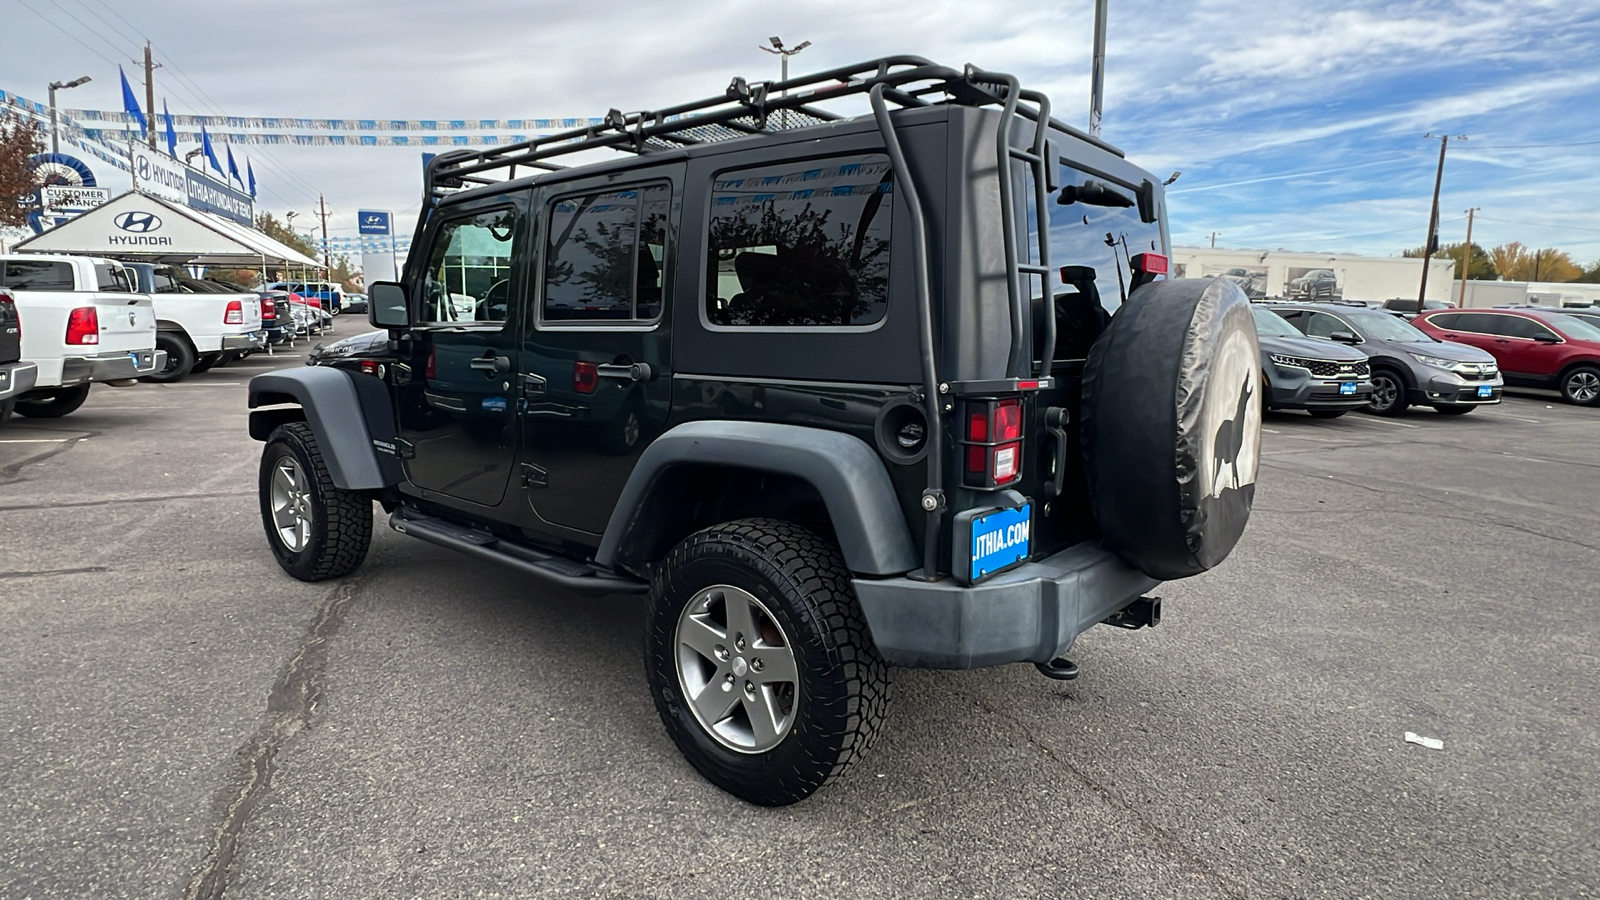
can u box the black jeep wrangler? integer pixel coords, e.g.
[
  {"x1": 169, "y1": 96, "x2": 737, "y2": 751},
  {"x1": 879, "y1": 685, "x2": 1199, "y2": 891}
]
[{"x1": 247, "y1": 57, "x2": 1263, "y2": 806}]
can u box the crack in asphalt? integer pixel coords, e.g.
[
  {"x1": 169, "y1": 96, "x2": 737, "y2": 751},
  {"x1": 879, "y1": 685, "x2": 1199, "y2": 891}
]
[
  {"x1": 0, "y1": 429, "x2": 99, "y2": 483},
  {"x1": 184, "y1": 574, "x2": 367, "y2": 900},
  {"x1": 0, "y1": 566, "x2": 110, "y2": 579},
  {"x1": 0, "y1": 490, "x2": 254, "y2": 513}
]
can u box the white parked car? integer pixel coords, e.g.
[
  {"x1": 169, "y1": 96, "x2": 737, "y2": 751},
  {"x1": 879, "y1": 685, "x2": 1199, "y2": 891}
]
[
  {"x1": 0, "y1": 254, "x2": 161, "y2": 418},
  {"x1": 120, "y1": 263, "x2": 265, "y2": 381}
]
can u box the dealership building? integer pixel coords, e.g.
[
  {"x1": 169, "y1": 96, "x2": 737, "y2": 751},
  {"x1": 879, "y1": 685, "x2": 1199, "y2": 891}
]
[{"x1": 1171, "y1": 247, "x2": 1457, "y2": 304}]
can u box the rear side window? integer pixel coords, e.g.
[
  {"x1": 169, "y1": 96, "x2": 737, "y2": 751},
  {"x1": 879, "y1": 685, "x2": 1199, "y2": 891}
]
[
  {"x1": 1447, "y1": 313, "x2": 1499, "y2": 333},
  {"x1": 544, "y1": 183, "x2": 669, "y2": 323},
  {"x1": 1491, "y1": 316, "x2": 1557, "y2": 340},
  {"x1": 704, "y1": 154, "x2": 893, "y2": 329},
  {"x1": 95, "y1": 264, "x2": 132, "y2": 292},
  {"x1": 1426, "y1": 313, "x2": 1460, "y2": 329},
  {"x1": 1, "y1": 260, "x2": 74, "y2": 291}
]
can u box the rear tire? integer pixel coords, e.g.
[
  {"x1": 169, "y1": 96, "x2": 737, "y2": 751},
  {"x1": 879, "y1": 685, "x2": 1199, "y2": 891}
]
[
  {"x1": 645, "y1": 518, "x2": 889, "y2": 806},
  {"x1": 191, "y1": 352, "x2": 222, "y2": 374},
  {"x1": 1366, "y1": 370, "x2": 1408, "y2": 416},
  {"x1": 258, "y1": 421, "x2": 372, "y2": 581},
  {"x1": 1433, "y1": 405, "x2": 1475, "y2": 415},
  {"x1": 141, "y1": 332, "x2": 195, "y2": 383},
  {"x1": 0, "y1": 398, "x2": 13, "y2": 425},
  {"x1": 1559, "y1": 366, "x2": 1600, "y2": 406},
  {"x1": 1308, "y1": 409, "x2": 1347, "y2": 419},
  {"x1": 13, "y1": 384, "x2": 91, "y2": 418}
]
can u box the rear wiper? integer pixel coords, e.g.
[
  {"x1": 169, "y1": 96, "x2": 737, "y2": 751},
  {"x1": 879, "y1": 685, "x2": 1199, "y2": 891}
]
[{"x1": 1059, "y1": 180, "x2": 1134, "y2": 209}]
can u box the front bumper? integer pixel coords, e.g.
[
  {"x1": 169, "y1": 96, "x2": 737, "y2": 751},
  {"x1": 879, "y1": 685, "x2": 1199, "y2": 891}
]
[
  {"x1": 60, "y1": 349, "x2": 164, "y2": 385},
  {"x1": 0, "y1": 361, "x2": 39, "y2": 401},
  {"x1": 222, "y1": 331, "x2": 268, "y2": 352},
  {"x1": 1268, "y1": 369, "x2": 1374, "y2": 411},
  {"x1": 1412, "y1": 372, "x2": 1503, "y2": 406},
  {"x1": 851, "y1": 541, "x2": 1159, "y2": 669}
]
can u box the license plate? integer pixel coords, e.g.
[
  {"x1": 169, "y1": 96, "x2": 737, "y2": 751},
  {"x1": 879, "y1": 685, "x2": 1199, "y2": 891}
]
[
  {"x1": 1339, "y1": 382, "x2": 1357, "y2": 395},
  {"x1": 1477, "y1": 385, "x2": 1493, "y2": 398},
  {"x1": 965, "y1": 503, "x2": 1031, "y2": 584}
]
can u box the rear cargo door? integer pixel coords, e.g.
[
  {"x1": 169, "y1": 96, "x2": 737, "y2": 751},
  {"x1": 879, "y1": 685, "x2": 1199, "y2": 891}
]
[{"x1": 90, "y1": 263, "x2": 156, "y2": 354}]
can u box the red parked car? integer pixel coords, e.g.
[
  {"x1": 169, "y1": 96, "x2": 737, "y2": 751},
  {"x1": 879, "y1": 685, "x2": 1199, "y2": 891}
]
[{"x1": 1413, "y1": 308, "x2": 1600, "y2": 406}]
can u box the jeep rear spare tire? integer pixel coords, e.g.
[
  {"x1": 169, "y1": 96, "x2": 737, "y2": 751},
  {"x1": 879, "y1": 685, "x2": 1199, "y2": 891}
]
[{"x1": 1081, "y1": 278, "x2": 1262, "y2": 580}]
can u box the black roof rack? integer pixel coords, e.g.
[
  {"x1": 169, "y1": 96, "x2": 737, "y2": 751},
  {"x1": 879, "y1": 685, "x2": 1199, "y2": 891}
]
[{"x1": 422, "y1": 55, "x2": 1121, "y2": 205}]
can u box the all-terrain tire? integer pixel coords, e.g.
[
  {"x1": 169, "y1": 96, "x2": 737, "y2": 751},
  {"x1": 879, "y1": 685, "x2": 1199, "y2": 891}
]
[
  {"x1": 645, "y1": 517, "x2": 890, "y2": 806},
  {"x1": 141, "y1": 332, "x2": 195, "y2": 383},
  {"x1": 1559, "y1": 365, "x2": 1600, "y2": 407},
  {"x1": 13, "y1": 383, "x2": 91, "y2": 418},
  {"x1": 258, "y1": 421, "x2": 372, "y2": 581}
]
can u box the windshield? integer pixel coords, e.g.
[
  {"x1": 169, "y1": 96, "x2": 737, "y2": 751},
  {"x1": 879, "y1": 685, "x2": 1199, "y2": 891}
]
[
  {"x1": 1548, "y1": 314, "x2": 1600, "y2": 342},
  {"x1": 1351, "y1": 310, "x2": 1432, "y2": 342},
  {"x1": 1252, "y1": 306, "x2": 1302, "y2": 337}
]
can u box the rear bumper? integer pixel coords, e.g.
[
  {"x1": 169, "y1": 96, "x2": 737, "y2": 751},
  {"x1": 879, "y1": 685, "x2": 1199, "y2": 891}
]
[
  {"x1": 0, "y1": 361, "x2": 39, "y2": 401},
  {"x1": 60, "y1": 349, "x2": 163, "y2": 385},
  {"x1": 222, "y1": 331, "x2": 268, "y2": 352},
  {"x1": 851, "y1": 541, "x2": 1159, "y2": 669}
]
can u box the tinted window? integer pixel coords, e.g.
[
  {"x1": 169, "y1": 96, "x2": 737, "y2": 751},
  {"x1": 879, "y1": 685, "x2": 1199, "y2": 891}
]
[
  {"x1": 1484, "y1": 315, "x2": 1554, "y2": 340},
  {"x1": 2, "y1": 259, "x2": 74, "y2": 291},
  {"x1": 1447, "y1": 313, "x2": 1499, "y2": 334},
  {"x1": 705, "y1": 155, "x2": 893, "y2": 328},
  {"x1": 1547, "y1": 314, "x2": 1600, "y2": 342},
  {"x1": 1303, "y1": 311, "x2": 1351, "y2": 339},
  {"x1": 95, "y1": 264, "x2": 132, "y2": 292},
  {"x1": 420, "y1": 208, "x2": 518, "y2": 323},
  {"x1": 545, "y1": 183, "x2": 668, "y2": 323}
]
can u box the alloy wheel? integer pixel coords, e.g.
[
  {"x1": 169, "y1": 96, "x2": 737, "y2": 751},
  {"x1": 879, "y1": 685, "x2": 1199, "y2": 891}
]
[
  {"x1": 269, "y1": 456, "x2": 313, "y2": 552},
  {"x1": 1567, "y1": 371, "x2": 1600, "y2": 404},
  {"x1": 675, "y1": 584, "x2": 799, "y2": 754},
  {"x1": 1370, "y1": 374, "x2": 1400, "y2": 412}
]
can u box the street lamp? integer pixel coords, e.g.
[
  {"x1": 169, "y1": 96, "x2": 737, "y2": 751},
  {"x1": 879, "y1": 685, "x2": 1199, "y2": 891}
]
[
  {"x1": 759, "y1": 36, "x2": 811, "y2": 128},
  {"x1": 47, "y1": 75, "x2": 92, "y2": 157},
  {"x1": 184, "y1": 148, "x2": 203, "y2": 166}
]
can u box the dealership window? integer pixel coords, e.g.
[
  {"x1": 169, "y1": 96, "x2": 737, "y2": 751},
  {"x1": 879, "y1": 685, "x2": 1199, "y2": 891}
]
[
  {"x1": 1, "y1": 259, "x2": 74, "y2": 291},
  {"x1": 420, "y1": 208, "x2": 518, "y2": 324},
  {"x1": 544, "y1": 184, "x2": 668, "y2": 323},
  {"x1": 704, "y1": 154, "x2": 893, "y2": 328}
]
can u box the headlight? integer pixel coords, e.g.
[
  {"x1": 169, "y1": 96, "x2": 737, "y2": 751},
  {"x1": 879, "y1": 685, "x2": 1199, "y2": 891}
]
[
  {"x1": 1409, "y1": 353, "x2": 1459, "y2": 370},
  {"x1": 1270, "y1": 354, "x2": 1315, "y2": 369}
]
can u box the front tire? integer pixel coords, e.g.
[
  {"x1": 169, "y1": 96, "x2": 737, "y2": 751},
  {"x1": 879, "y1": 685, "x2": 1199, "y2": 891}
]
[
  {"x1": 1366, "y1": 370, "x2": 1408, "y2": 416},
  {"x1": 645, "y1": 518, "x2": 889, "y2": 806},
  {"x1": 13, "y1": 384, "x2": 91, "y2": 418},
  {"x1": 1560, "y1": 366, "x2": 1600, "y2": 406},
  {"x1": 258, "y1": 422, "x2": 372, "y2": 581}
]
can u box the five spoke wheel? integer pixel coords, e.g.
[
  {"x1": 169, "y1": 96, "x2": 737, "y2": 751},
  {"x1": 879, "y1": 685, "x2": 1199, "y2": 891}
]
[
  {"x1": 676, "y1": 584, "x2": 798, "y2": 753},
  {"x1": 269, "y1": 456, "x2": 312, "y2": 552}
]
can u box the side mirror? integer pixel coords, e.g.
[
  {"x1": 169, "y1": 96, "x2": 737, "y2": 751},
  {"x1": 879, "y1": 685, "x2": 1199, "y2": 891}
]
[
  {"x1": 369, "y1": 281, "x2": 410, "y2": 330},
  {"x1": 1532, "y1": 333, "x2": 1561, "y2": 343},
  {"x1": 1329, "y1": 330, "x2": 1360, "y2": 344}
]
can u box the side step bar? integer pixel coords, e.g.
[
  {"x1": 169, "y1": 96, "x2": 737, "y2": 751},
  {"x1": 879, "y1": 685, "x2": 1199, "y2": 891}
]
[{"x1": 389, "y1": 509, "x2": 648, "y2": 596}]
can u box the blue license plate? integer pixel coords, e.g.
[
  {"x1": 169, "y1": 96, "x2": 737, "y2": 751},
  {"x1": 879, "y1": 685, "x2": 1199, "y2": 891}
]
[
  {"x1": 969, "y1": 504, "x2": 1031, "y2": 583},
  {"x1": 1339, "y1": 382, "x2": 1357, "y2": 395},
  {"x1": 1477, "y1": 385, "x2": 1493, "y2": 398}
]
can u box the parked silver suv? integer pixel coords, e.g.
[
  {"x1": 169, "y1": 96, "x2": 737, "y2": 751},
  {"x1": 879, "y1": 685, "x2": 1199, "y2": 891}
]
[{"x1": 1270, "y1": 303, "x2": 1502, "y2": 416}]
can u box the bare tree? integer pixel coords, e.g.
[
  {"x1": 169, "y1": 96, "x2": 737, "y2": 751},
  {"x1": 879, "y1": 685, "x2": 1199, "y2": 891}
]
[{"x1": 0, "y1": 110, "x2": 45, "y2": 228}]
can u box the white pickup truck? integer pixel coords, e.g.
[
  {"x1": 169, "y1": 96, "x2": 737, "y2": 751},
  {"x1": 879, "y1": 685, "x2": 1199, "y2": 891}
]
[
  {"x1": 0, "y1": 254, "x2": 162, "y2": 418},
  {"x1": 122, "y1": 262, "x2": 265, "y2": 382}
]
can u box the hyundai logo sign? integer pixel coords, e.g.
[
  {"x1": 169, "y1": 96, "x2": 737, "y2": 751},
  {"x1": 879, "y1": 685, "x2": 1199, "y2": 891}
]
[{"x1": 114, "y1": 211, "x2": 162, "y2": 233}]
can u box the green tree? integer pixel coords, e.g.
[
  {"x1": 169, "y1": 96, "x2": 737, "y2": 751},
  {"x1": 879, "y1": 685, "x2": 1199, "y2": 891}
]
[
  {"x1": 0, "y1": 111, "x2": 45, "y2": 228},
  {"x1": 1403, "y1": 241, "x2": 1497, "y2": 280},
  {"x1": 1574, "y1": 259, "x2": 1600, "y2": 284},
  {"x1": 1488, "y1": 242, "x2": 1581, "y2": 282}
]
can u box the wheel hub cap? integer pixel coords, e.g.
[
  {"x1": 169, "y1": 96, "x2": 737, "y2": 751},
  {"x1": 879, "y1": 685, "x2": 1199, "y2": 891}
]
[
  {"x1": 1572, "y1": 373, "x2": 1599, "y2": 402},
  {"x1": 269, "y1": 457, "x2": 313, "y2": 552},
  {"x1": 675, "y1": 585, "x2": 798, "y2": 754}
]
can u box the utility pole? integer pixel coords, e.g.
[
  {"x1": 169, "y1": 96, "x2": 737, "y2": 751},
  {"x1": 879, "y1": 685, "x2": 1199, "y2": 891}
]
[
  {"x1": 1532, "y1": 248, "x2": 1542, "y2": 283},
  {"x1": 316, "y1": 195, "x2": 331, "y2": 273},
  {"x1": 1090, "y1": 0, "x2": 1108, "y2": 137},
  {"x1": 142, "y1": 43, "x2": 160, "y2": 150},
  {"x1": 1457, "y1": 207, "x2": 1478, "y2": 306},
  {"x1": 1209, "y1": 231, "x2": 1219, "y2": 249},
  {"x1": 1417, "y1": 133, "x2": 1464, "y2": 310}
]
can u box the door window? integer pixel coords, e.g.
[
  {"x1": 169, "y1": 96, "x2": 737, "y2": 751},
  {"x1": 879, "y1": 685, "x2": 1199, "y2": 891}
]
[
  {"x1": 1303, "y1": 312, "x2": 1351, "y2": 339},
  {"x1": 543, "y1": 183, "x2": 669, "y2": 323},
  {"x1": 1447, "y1": 313, "x2": 1500, "y2": 334},
  {"x1": 1486, "y1": 315, "x2": 1557, "y2": 340},
  {"x1": 704, "y1": 154, "x2": 893, "y2": 329},
  {"x1": 420, "y1": 208, "x2": 519, "y2": 324}
]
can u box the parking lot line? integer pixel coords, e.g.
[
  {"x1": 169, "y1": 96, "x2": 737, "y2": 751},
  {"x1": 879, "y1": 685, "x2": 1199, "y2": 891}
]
[
  {"x1": 1344, "y1": 416, "x2": 1418, "y2": 428},
  {"x1": 0, "y1": 438, "x2": 87, "y2": 444}
]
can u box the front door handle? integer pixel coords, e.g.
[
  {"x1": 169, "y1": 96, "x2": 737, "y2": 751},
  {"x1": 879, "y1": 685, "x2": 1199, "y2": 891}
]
[
  {"x1": 470, "y1": 354, "x2": 510, "y2": 374},
  {"x1": 596, "y1": 362, "x2": 651, "y2": 382}
]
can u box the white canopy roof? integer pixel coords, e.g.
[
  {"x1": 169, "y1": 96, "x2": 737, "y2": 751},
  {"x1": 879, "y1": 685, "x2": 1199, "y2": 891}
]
[{"x1": 15, "y1": 190, "x2": 325, "y2": 269}]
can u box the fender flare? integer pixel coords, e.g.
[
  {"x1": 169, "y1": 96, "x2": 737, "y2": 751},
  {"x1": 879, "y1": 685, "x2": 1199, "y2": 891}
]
[
  {"x1": 595, "y1": 420, "x2": 919, "y2": 576},
  {"x1": 247, "y1": 366, "x2": 401, "y2": 490}
]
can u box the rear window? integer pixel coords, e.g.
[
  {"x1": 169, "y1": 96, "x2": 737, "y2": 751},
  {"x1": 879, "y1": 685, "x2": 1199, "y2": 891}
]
[
  {"x1": 704, "y1": 154, "x2": 894, "y2": 329},
  {"x1": 2, "y1": 259, "x2": 74, "y2": 291}
]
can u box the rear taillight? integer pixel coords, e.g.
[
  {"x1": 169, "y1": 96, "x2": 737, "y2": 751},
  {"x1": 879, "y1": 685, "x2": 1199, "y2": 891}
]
[
  {"x1": 1132, "y1": 252, "x2": 1169, "y2": 275},
  {"x1": 1, "y1": 291, "x2": 17, "y2": 341},
  {"x1": 65, "y1": 306, "x2": 99, "y2": 345},
  {"x1": 224, "y1": 300, "x2": 244, "y2": 325},
  {"x1": 261, "y1": 301, "x2": 275, "y2": 321},
  {"x1": 307, "y1": 297, "x2": 322, "y2": 309},
  {"x1": 573, "y1": 360, "x2": 598, "y2": 394},
  {"x1": 359, "y1": 359, "x2": 380, "y2": 376},
  {"x1": 425, "y1": 347, "x2": 436, "y2": 380},
  {"x1": 963, "y1": 397, "x2": 1023, "y2": 487}
]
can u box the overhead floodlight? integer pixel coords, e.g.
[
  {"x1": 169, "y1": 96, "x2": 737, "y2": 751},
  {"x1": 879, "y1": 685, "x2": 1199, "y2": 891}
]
[{"x1": 769, "y1": 36, "x2": 783, "y2": 48}]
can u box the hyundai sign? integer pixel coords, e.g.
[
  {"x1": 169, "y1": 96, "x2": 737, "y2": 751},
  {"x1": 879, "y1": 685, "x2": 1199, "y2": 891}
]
[{"x1": 358, "y1": 210, "x2": 391, "y2": 235}]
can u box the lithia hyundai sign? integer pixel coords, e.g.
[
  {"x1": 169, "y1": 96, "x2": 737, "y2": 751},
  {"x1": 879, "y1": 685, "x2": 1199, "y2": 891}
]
[{"x1": 109, "y1": 210, "x2": 173, "y2": 246}]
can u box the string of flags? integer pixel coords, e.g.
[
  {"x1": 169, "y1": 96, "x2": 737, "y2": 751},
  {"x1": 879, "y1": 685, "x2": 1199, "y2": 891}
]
[{"x1": 108, "y1": 73, "x2": 260, "y2": 199}]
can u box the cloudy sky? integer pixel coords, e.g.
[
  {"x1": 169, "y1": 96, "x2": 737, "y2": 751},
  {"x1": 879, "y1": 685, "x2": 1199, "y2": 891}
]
[{"x1": 7, "y1": 0, "x2": 1599, "y2": 264}]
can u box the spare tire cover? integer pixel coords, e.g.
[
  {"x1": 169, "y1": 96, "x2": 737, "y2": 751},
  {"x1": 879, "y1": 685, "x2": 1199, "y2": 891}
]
[{"x1": 1081, "y1": 278, "x2": 1261, "y2": 580}]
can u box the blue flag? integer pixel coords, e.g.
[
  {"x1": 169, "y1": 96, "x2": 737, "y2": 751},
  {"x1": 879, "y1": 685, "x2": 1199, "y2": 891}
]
[
  {"x1": 247, "y1": 159, "x2": 257, "y2": 198},
  {"x1": 119, "y1": 66, "x2": 147, "y2": 135},
  {"x1": 163, "y1": 100, "x2": 177, "y2": 157},
  {"x1": 201, "y1": 125, "x2": 222, "y2": 175},
  {"x1": 226, "y1": 144, "x2": 242, "y2": 186}
]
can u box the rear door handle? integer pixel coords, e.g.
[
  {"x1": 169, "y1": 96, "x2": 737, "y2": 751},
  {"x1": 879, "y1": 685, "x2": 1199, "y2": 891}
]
[
  {"x1": 596, "y1": 362, "x2": 652, "y2": 382},
  {"x1": 469, "y1": 354, "x2": 510, "y2": 374},
  {"x1": 1043, "y1": 406, "x2": 1071, "y2": 499}
]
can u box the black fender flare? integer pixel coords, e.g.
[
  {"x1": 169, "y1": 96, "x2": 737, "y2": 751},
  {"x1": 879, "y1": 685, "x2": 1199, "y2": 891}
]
[
  {"x1": 595, "y1": 420, "x2": 919, "y2": 576},
  {"x1": 247, "y1": 366, "x2": 401, "y2": 490}
]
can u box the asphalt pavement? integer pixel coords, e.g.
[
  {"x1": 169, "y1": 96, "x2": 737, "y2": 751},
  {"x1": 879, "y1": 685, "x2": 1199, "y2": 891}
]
[{"x1": 2, "y1": 345, "x2": 1596, "y2": 899}]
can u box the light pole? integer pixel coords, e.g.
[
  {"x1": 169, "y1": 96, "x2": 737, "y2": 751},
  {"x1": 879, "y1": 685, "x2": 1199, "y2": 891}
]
[
  {"x1": 759, "y1": 36, "x2": 811, "y2": 128},
  {"x1": 47, "y1": 76, "x2": 92, "y2": 156}
]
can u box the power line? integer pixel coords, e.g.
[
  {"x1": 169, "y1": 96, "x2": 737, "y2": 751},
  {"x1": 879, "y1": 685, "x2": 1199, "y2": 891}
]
[
  {"x1": 13, "y1": 0, "x2": 121, "y2": 68},
  {"x1": 1474, "y1": 215, "x2": 1600, "y2": 235},
  {"x1": 39, "y1": 0, "x2": 134, "y2": 64}
]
